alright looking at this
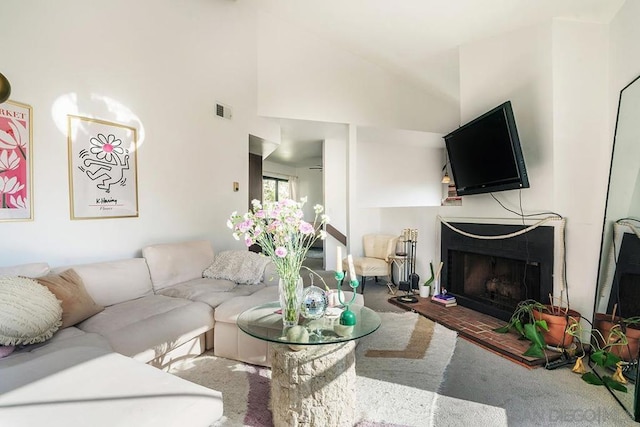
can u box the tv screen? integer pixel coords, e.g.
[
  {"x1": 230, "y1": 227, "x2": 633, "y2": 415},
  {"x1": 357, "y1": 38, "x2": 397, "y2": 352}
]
[{"x1": 443, "y1": 101, "x2": 529, "y2": 196}]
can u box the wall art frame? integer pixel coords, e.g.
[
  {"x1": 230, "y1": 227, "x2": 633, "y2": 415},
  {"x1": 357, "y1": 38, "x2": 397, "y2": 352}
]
[
  {"x1": 0, "y1": 100, "x2": 33, "y2": 221},
  {"x1": 67, "y1": 115, "x2": 138, "y2": 220}
]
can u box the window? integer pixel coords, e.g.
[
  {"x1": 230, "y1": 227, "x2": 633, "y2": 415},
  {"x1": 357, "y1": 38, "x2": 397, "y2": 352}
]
[{"x1": 263, "y1": 176, "x2": 290, "y2": 202}]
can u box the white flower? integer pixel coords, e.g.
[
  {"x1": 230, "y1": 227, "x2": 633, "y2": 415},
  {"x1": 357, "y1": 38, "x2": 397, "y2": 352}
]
[
  {"x1": 0, "y1": 176, "x2": 24, "y2": 194},
  {"x1": 0, "y1": 150, "x2": 20, "y2": 171},
  {"x1": 9, "y1": 194, "x2": 27, "y2": 209},
  {"x1": 0, "y1": 119, "x2": 28, "y2": 152},
  {"x1": 89, "y1": 133, "x2": 124, "y2": 163}
]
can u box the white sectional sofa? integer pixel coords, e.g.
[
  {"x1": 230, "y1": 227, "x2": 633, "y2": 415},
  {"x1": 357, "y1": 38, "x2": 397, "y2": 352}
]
[{"x1": 0, "y1": 239, "x2": 362, "y2": 427}]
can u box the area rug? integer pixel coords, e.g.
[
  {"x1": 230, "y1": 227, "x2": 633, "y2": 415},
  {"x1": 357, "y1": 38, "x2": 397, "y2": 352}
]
[{"x1": 169, "y1": 312, "x2": 458, "y2": 426}]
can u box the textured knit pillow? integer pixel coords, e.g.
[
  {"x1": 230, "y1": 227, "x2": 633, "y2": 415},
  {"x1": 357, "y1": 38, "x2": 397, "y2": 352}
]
[
  {"x1": 35, "y1": 269, "x2": 104, "y2": 329},
  {"x1": 203, "y1": 250, "x2": 272, "y2": 285},
  {"x1": 0, "y1": 276, "x2": 63, "y2": 346}
]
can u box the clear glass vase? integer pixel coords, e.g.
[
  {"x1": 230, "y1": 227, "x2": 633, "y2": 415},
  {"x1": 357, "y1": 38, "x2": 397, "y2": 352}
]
[{"x1": 278, "y1": 275, "x2": 304, "y2": 327}]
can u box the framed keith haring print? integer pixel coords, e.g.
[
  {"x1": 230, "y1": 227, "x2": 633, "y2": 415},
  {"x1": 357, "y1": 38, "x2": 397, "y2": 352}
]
[
  {"x1": 67, "y1": 115, "x2": 138, "y2": 219},
  {"x1": 0, "y1": 100, "x2": 33, "y2": 221}
]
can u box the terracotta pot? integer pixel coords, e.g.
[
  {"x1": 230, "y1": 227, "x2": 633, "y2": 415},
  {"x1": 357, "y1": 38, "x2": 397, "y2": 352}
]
[
  {"x1": 594, "y1": 313, "x2": 640, "y2": 361},
  {"x1": 533, "y1": 305, "x2": 581, "y2": 348}
]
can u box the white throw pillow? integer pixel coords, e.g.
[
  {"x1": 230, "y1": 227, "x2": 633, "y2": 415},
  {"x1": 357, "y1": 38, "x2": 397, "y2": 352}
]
[{"x1": 0, "y1": 276, "x2": 63, "y2": 346}]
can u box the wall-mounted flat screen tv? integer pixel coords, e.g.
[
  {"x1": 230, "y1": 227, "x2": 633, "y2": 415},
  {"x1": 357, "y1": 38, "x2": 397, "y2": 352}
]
[{"x1": 443, "y1": 101, "x2": 529, "y2": 196}]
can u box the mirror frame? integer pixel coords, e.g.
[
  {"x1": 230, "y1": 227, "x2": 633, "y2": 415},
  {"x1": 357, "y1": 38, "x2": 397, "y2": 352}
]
[{"x1": 594, "y1": 73, "x2": 640, "y2": 421}]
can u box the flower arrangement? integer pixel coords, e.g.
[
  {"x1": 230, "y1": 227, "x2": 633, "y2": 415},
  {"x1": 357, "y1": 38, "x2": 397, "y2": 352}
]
[{"x1": 227, "y1": 197, "x2": 329, "y2": 326}]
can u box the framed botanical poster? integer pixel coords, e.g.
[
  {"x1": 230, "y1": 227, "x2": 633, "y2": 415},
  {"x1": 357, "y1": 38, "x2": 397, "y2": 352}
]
[
  {"x1": 67, "y1": 115, "x2": 138, "y2": 219},
  {"x1": 0, "y1": 100, "x2": 33, "y2": 221}
]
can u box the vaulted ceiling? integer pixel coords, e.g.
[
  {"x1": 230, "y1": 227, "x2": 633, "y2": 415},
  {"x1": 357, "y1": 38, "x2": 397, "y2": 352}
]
[{"x1": 258, "y1": 0, "x2": 625, "y2": 167}]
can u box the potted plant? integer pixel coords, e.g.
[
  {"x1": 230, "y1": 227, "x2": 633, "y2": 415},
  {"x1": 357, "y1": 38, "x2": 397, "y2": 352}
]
[
  {"x1": 593, "y1": 313, "x2": 640, "y2": 362},
  {"x1": 494, "y1": 299, "x2": 549, "y2": 358},
  {"x1": 494, "y1": 298, "x2": 581, "y2": 359},
  {"x1": 566, "y1": 314, "x2": 639, "y2": 393},
  {"x1": 533, "y1": 303, "x2": 581, "y2": 349}
]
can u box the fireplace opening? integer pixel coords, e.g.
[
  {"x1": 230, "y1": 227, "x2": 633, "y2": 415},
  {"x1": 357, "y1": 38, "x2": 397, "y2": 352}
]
[
  {"x1": 441, "y1": 222, "x2": 554, "y2": 322},
  {"x1": 449, "y1": 251, "x2": 541, "y2": 314}
]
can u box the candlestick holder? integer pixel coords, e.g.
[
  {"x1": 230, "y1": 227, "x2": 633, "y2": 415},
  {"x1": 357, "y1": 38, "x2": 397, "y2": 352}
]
[{"x1": 335, "y1": 270, "x2": 359, "y2": 328}]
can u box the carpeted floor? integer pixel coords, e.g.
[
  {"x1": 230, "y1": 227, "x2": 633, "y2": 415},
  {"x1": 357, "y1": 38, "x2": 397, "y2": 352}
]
[
  {"x1": 170, "y1": 312, "x2": 459, "y2": 426},
  {"x1": 169, "y1": 269, "x2": 637, "y2": 426}
]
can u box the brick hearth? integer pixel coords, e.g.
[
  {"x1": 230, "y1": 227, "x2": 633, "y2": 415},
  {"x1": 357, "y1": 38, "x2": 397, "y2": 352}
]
[{"x1": 389, "y1": 295, "x2": 563, "y2": 368}]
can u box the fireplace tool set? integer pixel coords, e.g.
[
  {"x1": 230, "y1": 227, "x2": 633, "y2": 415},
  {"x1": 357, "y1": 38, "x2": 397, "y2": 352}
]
[{"x1": 397, "y1": 228, "x2": 419, "y2": 303}]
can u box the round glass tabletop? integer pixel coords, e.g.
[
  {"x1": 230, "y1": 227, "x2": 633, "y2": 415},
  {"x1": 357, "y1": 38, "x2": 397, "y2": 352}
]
[{"x1": 237, "y1": 301, "x2": 381, "y2": 346}]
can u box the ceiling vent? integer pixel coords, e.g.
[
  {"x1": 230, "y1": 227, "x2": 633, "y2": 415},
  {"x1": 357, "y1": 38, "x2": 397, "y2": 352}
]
[{"x1": 215, "y1": 102, "x2": 232, "y2": 119}]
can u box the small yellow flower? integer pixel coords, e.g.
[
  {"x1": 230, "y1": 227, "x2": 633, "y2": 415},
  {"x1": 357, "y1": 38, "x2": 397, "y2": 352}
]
[
  {"x1": 612, "y1": 362, "x2": 628, "y2": 384},
  {"x1": 571, "y1": 356, "x2": 587, "y2": 375}
]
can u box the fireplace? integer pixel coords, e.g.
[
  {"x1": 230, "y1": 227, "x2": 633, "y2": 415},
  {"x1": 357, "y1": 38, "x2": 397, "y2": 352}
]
[
  {"x1": 441, "y1": 222, "x2": 554, "y2": 322},
  {"x1": 608, "y1": 233, "x2": 640, "y2": 318}
]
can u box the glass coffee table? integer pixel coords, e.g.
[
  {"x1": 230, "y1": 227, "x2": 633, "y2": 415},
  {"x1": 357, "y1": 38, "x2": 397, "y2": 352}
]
[{"x1": 237, "y1": 301, "x2": 381, "y2": 426}]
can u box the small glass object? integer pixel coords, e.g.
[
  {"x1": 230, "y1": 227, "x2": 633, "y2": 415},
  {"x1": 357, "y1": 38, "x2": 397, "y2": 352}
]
[{"x1": 301, "y1": 279, "x2": 329, "y2": 320}]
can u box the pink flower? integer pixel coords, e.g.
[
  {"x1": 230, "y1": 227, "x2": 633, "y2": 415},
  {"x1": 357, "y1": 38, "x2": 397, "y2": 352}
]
[
  {"x1": 299, "y1": 221, "x2": 314, "y2": 235},
  {"x1": 285, "y1": 216, "x2": 297, "y2": 225},
  {"x1": 237, "y1": 219, "x2": 254, "y2": 233},
  {"x1": 275, "y1": 247, "x2": 287, "y2": 258},
  {"x1": 244, "y1": 236, "x2": 254, "y2": 247}
]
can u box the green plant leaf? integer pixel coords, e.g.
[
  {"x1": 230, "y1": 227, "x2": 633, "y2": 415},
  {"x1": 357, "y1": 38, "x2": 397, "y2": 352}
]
[
  {"x1": 523, "y1": 323, "x2": 546, "y2": 350},
  {"x1": 535, "y1": 319, "x2": 549, "y2": 332},
  {"x1": 591, "y1": 350, "x2": 621, "y2": 368},
  {"x1": 514, "y1": 319, "x2": 524, "y2": 336},
  {"x1": 493, "y1": 325, "x2": 511, "y2": 333},
  {"x1": 602, "y1": 376, "x2": 628, "y2": 393},
  {"x1": 523, "y1": 343, "x2": 545, "y2": 358},
  {"x1": 581, "y1": 372, "x2": 604, "y2": 385}
]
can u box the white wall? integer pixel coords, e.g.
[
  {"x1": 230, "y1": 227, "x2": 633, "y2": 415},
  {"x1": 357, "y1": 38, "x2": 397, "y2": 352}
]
[
  {"x1": 324, "y1": 138, "x2": 348, "y2": 271},
  {"x1": 458, "y1": 23, "x2": 555, "y2": 215},
  {"x1": 444, "y1": 21, "x2": 610, "y2": 323},
  {"x1": 355, "y1": 126, "x2": 442, "y2": 208},
  {"x1": 0, "y1": 0, "x2": 261, "y2": 267},
  {"x1": 0, "y1": 0, "x2": 462, "y2": 270},
  {"x1": 295, "y1": 164, "x2": 323, "y2": 222},
  {"x1": 550, "y1": 20, "x2": 609, "y2": 325},
  {"x1": 256, "y1": 12, "x2": 459, "y2": 134}
]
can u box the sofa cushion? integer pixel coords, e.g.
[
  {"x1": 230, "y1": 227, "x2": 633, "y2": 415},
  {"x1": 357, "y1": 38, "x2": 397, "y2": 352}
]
[
  {"x1": 60, "y1": 258, "x2": 153, "y2": 307},
  {"x1": 0, "y1": 327, "x2": 112, "y2": 370},
  {"x1": 214, "y1": 286, "x2": 280, "y2": 324},
  {"x1": 0, "y1": 349, "x2": 224, "y2": 427},
  {"x1": 159, "y1": 279, "x2": 267, "y2": 309},
  {"x1": 35, "y1": 269, "x2": 105, "y2": 328},
  {"x1": 0, "y1": 262, "x2": 49, "y2": 278},
  {"x1": 77, "y1": 295, "x2": 214, "y2": 362},
  {"x1": 142, "y1": 240, "x2": 215, "y2": 291},
  {"x1": 0, "y1": 276, "x2": 62, "y2": 346}
]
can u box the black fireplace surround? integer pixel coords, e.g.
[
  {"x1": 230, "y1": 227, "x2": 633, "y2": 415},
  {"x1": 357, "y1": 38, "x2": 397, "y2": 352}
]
[{"x1": 441, "y1": 222, "x2": 554, "y2": 322}]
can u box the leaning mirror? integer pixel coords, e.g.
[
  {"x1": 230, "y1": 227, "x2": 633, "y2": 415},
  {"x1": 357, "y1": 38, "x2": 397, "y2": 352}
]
[{"x1": 594, "y1": 74, "x2": 640, "y2": 421}]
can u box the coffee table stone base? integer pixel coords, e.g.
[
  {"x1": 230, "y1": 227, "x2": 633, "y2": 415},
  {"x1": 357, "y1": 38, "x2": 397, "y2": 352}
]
[{"x1": 270, "y1": 341, "x2": 356, "y2": 426}]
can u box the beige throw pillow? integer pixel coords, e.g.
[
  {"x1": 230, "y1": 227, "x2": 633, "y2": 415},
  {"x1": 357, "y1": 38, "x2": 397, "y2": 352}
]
[{"x1": 35, "y1": 269, "x2": 104, "y2": 329}]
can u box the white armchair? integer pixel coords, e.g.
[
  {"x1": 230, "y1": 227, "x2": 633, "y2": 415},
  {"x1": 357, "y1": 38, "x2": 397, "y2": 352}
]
[{"x1": 342, "y1": 234, "x2": 398, "y2": 293}]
